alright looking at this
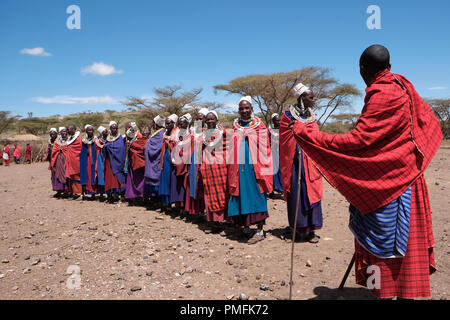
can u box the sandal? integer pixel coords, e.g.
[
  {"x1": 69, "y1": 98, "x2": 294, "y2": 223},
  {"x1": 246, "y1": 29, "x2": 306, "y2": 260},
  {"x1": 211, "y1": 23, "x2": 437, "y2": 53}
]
[
  {"x1": 307, "y1": 233, "x2": 320, "y2": 244},
  {"x1": 247, "y1": 233, "x2": 264, "y2": 245}
]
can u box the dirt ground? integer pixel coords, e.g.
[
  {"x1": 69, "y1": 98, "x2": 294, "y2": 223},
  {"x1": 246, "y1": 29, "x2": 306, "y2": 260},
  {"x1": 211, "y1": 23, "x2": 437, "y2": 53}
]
[{"x1": 0, "y1": 145, "x2": 449, "y2": 300}]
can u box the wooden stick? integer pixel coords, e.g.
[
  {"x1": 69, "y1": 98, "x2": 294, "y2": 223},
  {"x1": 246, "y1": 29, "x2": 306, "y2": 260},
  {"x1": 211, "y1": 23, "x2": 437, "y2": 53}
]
[
  {"x1": 338, "y1": 253, "x2": 356, "y2": 290},
  {"x1": 289, "y1": 149, "x2": 302, "y2": 300}
]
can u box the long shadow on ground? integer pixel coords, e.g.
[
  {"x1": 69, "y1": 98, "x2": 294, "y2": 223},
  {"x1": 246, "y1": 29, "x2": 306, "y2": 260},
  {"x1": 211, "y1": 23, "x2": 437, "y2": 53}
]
[{"x1": 308, "y1": 286, "x2": 377, "y2": 300}]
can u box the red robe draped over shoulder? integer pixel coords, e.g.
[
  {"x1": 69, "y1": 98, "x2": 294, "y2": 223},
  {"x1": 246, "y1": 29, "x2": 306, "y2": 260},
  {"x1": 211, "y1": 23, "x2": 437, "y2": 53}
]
[
  {"x1": 227, "y1": 117, "x2": 273, "y2": 196},
  {"x1": 51, "y1": 141, "x2": 67, "y2": 169},
  {"x1": 66, "y1": 135, "x2": 82, "y2": 179},
  {"x1": 279, "y1": 117, "x2": 323, "y2": 205},
  {"x1": 129, "y1": 133, "x2": 148, "y2": 171},
  {"x1": 291, "y1": 69, "x2": 442, "y2": 298},
  {"x1": 291, "y1": 70, "x2": 442, "y2": 214}
]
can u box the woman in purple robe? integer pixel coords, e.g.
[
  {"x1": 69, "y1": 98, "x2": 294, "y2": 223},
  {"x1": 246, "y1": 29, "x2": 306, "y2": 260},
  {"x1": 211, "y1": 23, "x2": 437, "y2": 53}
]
[{"x1": 144, "y1": 116, "x2": 166, "y2": 209}]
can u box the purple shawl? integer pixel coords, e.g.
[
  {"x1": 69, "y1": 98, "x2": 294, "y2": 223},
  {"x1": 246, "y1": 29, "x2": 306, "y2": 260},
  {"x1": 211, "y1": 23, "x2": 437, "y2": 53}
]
[
  {"x1": 144, "y1": 129, "x2": 166, "y2": 186},
  {"x1": 104, "y1": 137, "x2": 126, "y2": 185}
]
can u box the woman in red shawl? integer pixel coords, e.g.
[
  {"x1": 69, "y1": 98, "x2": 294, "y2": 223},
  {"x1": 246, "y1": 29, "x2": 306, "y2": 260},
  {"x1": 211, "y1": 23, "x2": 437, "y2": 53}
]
[
  {"x1": 279, "y1": 84, "x2": 323, "y2": 243},
  {"x1": 80, "y1": 125, "x2": 97, "y2": 200},
  {"x1": 50, "y1": 127, "x2": 69, "y2": 198},
  {"x1": 173, "y1": 113, "x2": 205, "y2": 219},
  {"x1": 25, "y1": 144, "x2": 32, "y2": 164},
  {"x1": 47, "y1": 128, "x2": 58, "y2": 191},
  {"x1": 124, "y1": 122, "x2": 149, "y2": 204},
  {"x1": 289, "y1": 45, "x2": 442, "y2": 299},
  {"x1": 227, "y1": 96, "x2": 273, "y2": 244},
  {"x1": 13, "y1": 144, "x2": 21, "y2": 164},
  {"x1": 200, "y1": 111, "x2": 228, "y2": 234},
  {"x1": 65, "y1": 125, "x2": 82, "y2": 199},
  {"x1": 2, "y1": 144, "x2": 10, "y2": 166}
]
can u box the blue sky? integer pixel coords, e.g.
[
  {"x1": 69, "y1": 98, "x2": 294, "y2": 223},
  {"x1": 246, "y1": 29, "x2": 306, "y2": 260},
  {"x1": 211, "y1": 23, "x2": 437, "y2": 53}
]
[{"x1": 0, "y1": 0, "x2": 449, "y2": 118}]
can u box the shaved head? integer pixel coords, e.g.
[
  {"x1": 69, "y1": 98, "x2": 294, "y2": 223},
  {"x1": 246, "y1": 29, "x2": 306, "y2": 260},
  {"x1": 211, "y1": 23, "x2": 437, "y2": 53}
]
[{"x1": 360, "y1": 44, "x2": 391, "y2": 85}]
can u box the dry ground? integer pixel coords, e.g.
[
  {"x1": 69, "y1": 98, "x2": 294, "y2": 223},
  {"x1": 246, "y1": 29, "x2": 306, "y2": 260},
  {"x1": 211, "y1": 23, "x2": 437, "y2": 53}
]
[{"x1": 0, "y1": 145, "x2": 449, "y2": 300}]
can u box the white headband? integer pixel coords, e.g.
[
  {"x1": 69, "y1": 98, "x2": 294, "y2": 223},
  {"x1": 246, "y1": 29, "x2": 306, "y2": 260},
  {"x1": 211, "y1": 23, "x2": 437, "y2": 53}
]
[
  {"x1": 198, "y1": 108, "x2": 209, "y2": 116},
  {"x1": 97, "y1": 126, "x2": 107, "y2": 134},
  {"x1": 206, "y1": 110, "x2": 219, "y2": 120},
  {"x1": 58, "y1": 127, "x2": 66, "y2": 133},
  {"x1": 180, "y1": 113, "x2": 192, "y2": 124},
  {"x1": 168, "y1": 114, "x2": 178, "y2": 124},
  {"x1": 109, "y1": 120, "x2": 117, "y2": 127},
  {"x1": 239, "y1": 96, "x2": 252, "y2": 105},
  {"x1": 84, "y1": 124, "x2": 93, "y2": 131},
  {"x1": 154, "y1": 115, "x2": 166, "y2": 128},
  {"x1": 292, "y1": 83, "x2": 311, "y2": 97},
  {"x1": 49, "y1": 128, "x2": 57, "y2": 133}
]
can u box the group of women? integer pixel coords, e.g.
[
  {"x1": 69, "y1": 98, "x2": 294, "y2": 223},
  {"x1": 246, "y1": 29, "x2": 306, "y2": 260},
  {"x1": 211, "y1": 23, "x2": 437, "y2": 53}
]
[{"x1": 47, "y1": 92, "x2": 324, "y2": 244}]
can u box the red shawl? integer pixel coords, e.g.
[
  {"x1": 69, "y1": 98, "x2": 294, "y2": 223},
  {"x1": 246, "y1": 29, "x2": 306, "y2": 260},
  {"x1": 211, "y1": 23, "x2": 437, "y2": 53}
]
[
  {"x1": 50, "y1": 140, "x2": 67, "y2": 169},
  {"x1": 65, "y1": 136, "x2": 82, "y2": 178},
  {"x1": 201, "y1": 129, "x2": 228, "y2": 212},
  {"x1": 13, "y1": 146, "x2": 21, "y2": 158},
  {"x1": 174, "y1": 135, "x2": 195, "y2": 177},
  {"x1": 227, "y1": 117, "x2": 273, "y2": 196},
  {"x1": 128, "y1": 133, "x2": 148, "y2": 171},
  {"x1": 292, "y1": 69, "x2": 442, "y2": 214},
  {"x1": 279, "y1": 117, "x2": 323, "y2": 204}
]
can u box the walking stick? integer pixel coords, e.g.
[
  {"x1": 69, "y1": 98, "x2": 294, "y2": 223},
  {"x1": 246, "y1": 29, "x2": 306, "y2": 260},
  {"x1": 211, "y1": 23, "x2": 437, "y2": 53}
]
[
  {"x1": 338, "y1": 253, "x2": 355, "y2": 290},
  {"x1": 289, "y1": 150, "x2": 302, "y2": 300},
  {"x1": 288, "y1": 105, "x2": 316, "y2": 300}
]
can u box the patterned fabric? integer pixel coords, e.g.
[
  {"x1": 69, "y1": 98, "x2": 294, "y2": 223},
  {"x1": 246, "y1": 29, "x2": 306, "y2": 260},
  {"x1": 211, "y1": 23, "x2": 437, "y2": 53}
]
[
  {"x1": 280, "y1": 111, "x2": 323, "y2": 205},
  {"x1": 354, "y1": 175, "x2": 435, "y2": 298},
  {"x1": 228, "y1": 136, "x2": 268, "y2": 216},
  {"x1": 290, "y1": 69, "x2": 440, "y2": 298},
  {"x1": 201, "y1": 131, "x2": 228, "y2": 213},
  {"x1": 291, "y1": 70, "x2": 442, "y2": 214},
  {"x1": 228, "y1": 117, "x2": 273, "y2": 196},
  {"x1": 349, "y1": 186, "x2": 411, "y2": 258}
]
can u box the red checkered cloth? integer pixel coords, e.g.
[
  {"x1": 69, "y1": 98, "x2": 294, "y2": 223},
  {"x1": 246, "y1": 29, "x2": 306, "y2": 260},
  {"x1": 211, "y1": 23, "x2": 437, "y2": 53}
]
[
  {"x1": 200, "y1": 131, "x2": 228, "y2": 213},
  {"x1": 291, "y1": 69, "x2": 442, "y2": 298},
  {"x1": 292, "y1": 69, "x2": 442, "y2": 214},
  {"x1": 279, "y1": 116, "x2": 323, "y2": 204},
  {"x1": 354, "y1": 174, "x2": 436, "y2": 298}
]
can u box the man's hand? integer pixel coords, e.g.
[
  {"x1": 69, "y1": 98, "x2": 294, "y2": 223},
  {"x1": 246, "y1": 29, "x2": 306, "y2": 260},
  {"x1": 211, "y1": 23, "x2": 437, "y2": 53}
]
[{"x1": 288, "y1": 120, "x2": 296, "y2": 130}]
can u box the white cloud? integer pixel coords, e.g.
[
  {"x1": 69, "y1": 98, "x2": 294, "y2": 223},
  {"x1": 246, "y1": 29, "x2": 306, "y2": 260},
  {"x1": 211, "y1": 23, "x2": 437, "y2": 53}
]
[
  {"x1": 81, "y1": 62, "x2": 123, "y2": 76},
  {"x1": 428, "y1": 86, "x2": 447, "y2": 91},
  {"x1": 32, "y1": 95, "x2": 119, "y2": 105},
  {"x1": 20, "y1": 47, "x2": 52, "y2": 57}
]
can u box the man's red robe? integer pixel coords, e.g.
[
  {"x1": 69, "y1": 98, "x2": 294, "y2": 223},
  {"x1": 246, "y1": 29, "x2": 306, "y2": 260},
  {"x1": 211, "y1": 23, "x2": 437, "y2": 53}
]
[{"x1": 291, "y1": 69, "x2": 442, "y2": 298}]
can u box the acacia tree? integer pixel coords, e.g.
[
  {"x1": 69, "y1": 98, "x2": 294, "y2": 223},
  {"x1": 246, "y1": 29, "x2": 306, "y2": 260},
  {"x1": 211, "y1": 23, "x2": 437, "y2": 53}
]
[
  {"x1": 427, "y1": 99, "x2": 450, "y2": 139},
  {"x1": 0, "y1": 111, "x2": 19, "y2": 135},
  {"x1": 214, "y1": 67, "x2": 361, "y2": 125},
  {"x1": 122, "y1": 85, "x2": 205, "y2": 129}
]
